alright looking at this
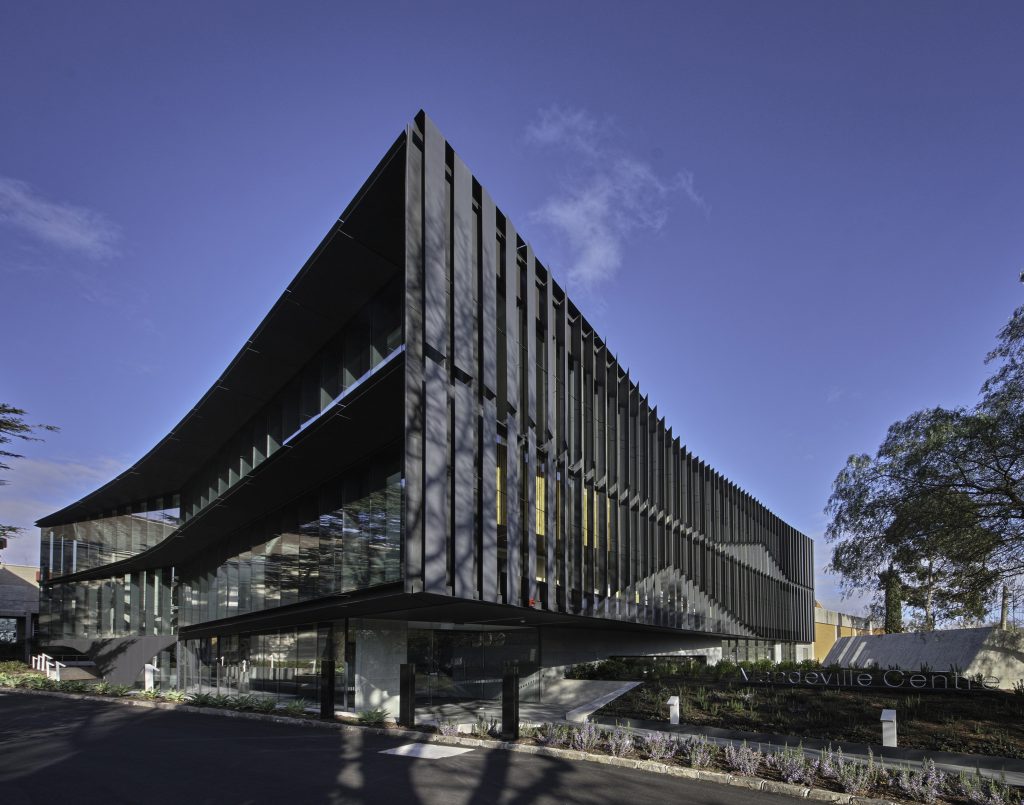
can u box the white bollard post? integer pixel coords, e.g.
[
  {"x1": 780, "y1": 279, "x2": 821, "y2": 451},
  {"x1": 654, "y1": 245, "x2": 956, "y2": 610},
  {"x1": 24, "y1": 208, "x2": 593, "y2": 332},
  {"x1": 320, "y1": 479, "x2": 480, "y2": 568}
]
[
  {"x1": 880, "y1": 708, "x2": 897, "y2": 748},
  {"x1": 144, "y1": 663, "x2": 158, "y2": 692},
  {"x1": 667, "y1": 695, "x2": 680, "y2": 725}
]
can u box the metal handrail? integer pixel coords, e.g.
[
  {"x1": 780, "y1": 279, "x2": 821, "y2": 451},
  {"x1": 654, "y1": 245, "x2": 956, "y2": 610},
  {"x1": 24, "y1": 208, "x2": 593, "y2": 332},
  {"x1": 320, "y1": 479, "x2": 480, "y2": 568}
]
[{"x1": 32, "y1": 653, "x2": 68, "y2": 680}]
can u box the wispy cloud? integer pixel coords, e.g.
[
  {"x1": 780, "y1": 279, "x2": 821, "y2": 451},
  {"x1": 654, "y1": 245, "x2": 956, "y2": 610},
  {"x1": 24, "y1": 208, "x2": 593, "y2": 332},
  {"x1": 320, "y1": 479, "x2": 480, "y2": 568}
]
[
  {"x1": 526, "y1": 105, "x2": 708, "y2": 293},
  {"x1": 0, "y1": 456, "x2": 128, "y2": 565},
  {"x1": 0, "y1": 176, "x2": 120, "y2": 260},
  {"x1": 525, "y1": 106, "x2": 602, "y2": 157}
]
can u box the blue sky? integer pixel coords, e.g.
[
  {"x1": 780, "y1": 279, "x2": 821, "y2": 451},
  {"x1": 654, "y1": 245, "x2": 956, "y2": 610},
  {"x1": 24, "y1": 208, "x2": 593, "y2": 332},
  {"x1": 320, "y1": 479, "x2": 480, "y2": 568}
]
[{"x1": 1, "y1": 2, "x2": 1021, "y2": 614}]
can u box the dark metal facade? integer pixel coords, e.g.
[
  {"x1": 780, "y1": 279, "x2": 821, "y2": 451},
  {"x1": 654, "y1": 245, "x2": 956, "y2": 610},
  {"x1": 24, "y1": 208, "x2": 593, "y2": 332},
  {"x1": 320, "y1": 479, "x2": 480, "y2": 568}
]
[
  {"x1": 37, "y1": 112, "x2": 813, "y2": 654},
  {"x1": 402, "y1": 113, "x2": 813, "y2": 643}
]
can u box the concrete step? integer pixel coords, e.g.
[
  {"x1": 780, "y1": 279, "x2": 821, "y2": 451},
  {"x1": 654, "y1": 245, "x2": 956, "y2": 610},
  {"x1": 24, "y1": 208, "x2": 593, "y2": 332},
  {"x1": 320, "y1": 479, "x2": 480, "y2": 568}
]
[{"x1": 57, "y1": 667, "x2": 100, "y2": 682}]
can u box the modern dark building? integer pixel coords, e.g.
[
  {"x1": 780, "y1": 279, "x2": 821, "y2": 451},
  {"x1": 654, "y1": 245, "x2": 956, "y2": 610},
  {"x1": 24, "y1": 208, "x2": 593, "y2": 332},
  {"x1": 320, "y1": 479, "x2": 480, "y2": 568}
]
[{"x1": 37, "y1": 112, "x2": 814, "y2": 712}]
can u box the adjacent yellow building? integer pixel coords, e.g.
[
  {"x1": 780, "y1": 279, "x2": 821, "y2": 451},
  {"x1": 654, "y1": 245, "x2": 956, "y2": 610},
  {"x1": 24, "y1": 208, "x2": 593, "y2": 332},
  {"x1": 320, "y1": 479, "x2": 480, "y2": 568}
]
[{"x1": 812, "y1": 601, "x2": 880, "y2": 662}]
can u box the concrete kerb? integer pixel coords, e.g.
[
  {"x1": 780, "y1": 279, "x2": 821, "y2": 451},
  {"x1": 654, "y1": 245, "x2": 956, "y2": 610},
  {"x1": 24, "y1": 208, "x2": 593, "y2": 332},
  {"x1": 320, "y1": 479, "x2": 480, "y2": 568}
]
[{"x1": 0, "y1": 688, "x2": 916, "y2": 805}]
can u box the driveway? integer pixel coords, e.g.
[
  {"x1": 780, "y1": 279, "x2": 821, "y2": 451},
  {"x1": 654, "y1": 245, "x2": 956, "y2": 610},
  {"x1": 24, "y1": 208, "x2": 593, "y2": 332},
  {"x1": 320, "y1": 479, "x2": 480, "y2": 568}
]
[{"x1": 0, "y1": 692, "x2": 808, "y2": 804}]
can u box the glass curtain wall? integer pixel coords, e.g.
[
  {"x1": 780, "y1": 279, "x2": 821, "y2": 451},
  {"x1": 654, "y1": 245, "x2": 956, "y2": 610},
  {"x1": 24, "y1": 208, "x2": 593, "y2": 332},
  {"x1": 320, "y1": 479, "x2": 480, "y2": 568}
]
[
  {"x1": 41, "y1": 497, "x2": 180, "y2": 579},
  {"x1": 39, "y1": 567, "x2": 176, "y2": 639},
  {"x1": 179, "y1": 624, "x2": 339, "y2": 704},
  {"x1": 178, "y1": 449, "x2": 402, "y2": 628}
]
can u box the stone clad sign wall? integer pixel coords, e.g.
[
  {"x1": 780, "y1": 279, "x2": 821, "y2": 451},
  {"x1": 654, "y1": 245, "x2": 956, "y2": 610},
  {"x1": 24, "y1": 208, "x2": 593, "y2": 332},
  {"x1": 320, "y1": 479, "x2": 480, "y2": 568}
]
[{"x1": 823, "y1": 626, "x2": 1024, "y2": 690}]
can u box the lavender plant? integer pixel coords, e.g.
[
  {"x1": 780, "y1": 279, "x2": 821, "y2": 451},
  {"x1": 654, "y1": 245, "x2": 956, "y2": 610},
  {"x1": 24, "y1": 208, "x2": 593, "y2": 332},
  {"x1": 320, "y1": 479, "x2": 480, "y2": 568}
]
[
  {"x1": 606, "y1": 727, "x2": 635, "y2": 758},
  {"x1": 539, "y1": 722, "x2": 571, "y2": 748},
  {"x1": 893, "y1": 760, "x2": 945, "y2": 805},
  {"x1": 643, "y1": 731, "x2": 676, "y2": 762},
  {"x1": 947, "y1": 771, "x2": 1020, "y2": 805},
  {"x1": 765, "y1": 745, "x2": 818, "y2": 786},
  {"x1": 723, "y1": 742, "x2": 762, "y2": 776},
  {"x1": 680, "y1": 736, "x2": 715, "y2": 769},
  {"x1": 570, "y1": 720, "x2": 600, "y2": 752}
]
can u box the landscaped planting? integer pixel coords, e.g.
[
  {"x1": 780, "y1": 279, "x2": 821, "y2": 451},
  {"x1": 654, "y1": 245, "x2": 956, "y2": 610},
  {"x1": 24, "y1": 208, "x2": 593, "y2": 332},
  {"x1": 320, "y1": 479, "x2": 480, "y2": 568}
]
[
  {"x1": 574, "y1": 657, "x2": 1024, "y2": 759},
  {"x1": 525, "y1": 723, "x2": 1019, "y2": 804},
  {"x1": 0, "y1": 661, "x2": 313, "y2": 717}
]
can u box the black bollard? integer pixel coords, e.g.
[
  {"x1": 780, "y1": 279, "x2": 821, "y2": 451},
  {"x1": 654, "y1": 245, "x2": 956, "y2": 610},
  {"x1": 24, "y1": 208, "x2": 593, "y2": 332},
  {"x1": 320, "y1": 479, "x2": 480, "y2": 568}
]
[
  {"x1": 399, "y1": 663, "x2": 416, "y2": 728},
  {"x1": 320, "y1": 658, "x2": 335, "y2": 720},
  {"x1": 502, "y1": 661, "x2": 519, "y2": 740}
]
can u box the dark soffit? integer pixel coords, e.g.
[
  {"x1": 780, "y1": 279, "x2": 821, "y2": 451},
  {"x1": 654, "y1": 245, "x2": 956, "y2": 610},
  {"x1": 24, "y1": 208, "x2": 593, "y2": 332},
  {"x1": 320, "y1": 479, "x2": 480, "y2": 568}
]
[{"x1": 38, "y1": 129, "x2": 408, "y2": 528}]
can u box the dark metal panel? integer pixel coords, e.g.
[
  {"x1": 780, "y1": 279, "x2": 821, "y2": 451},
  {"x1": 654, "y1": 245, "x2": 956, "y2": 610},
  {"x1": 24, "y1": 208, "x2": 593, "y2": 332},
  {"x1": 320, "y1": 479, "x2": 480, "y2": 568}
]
[
  {"x1": 452, "y1": 155, "x2": 475, "y2": 377},
  {"x1": 403, "y1": 122, "x2": 425, "y2": 593},
  {"x1": 422, "y1": 116, "x2": 448, "y2": 357},
  {"x1": 556, "y1": 295, "x2": 570, "y2": 606},
  {"x1": 506, "y1": 417, "x2": 521, "y2": 605},
  {"x1": 481, "y1": 397, "x2": 499, "y2": 602},
  {"x1": 423, "y1": 358, "x2": 449, "y2": 594},
  {"x1": 546, "y1": 277, "x2": 557, "y2": 445},
  {"x1": 480, "y1": 191, "x2": 497, "y2": 396},
  {"x1": 525, "y1": 426, "x2": 537, "y2": 606},
  {"x1": 544, "y1": 451, "x2": 556, "y2": 610},
  {"x1": 453, "y1": 380, "x2": 476, "y2": 599},
  {"x1": 525, "y1": 246, "x2": 537, "y2": 427},
  {"x1": 504, "y1": 226, "x2": 520, "y2": 417}
]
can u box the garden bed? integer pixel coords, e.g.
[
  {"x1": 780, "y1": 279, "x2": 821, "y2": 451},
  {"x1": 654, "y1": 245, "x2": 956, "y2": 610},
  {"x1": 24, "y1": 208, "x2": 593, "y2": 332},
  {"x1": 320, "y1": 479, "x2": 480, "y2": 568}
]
[{"x1": 575, "y1": 659, "x2": 1024, "y2": 759}]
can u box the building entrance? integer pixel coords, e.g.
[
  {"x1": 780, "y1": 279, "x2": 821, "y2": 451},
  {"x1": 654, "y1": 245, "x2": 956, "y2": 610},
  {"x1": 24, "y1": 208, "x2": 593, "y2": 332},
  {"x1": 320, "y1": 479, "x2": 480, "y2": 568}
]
[{"x1": 407, "y1": 623, "x2": 538, "y2": 704}]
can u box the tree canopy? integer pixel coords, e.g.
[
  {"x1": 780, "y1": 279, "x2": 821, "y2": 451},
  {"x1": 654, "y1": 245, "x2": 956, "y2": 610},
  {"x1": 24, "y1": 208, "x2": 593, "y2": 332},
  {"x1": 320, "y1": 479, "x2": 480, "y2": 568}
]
[
  {"x1": 0, "y1": 403, "x2": 58, "y2": 549},
  {"x1": 825, "y1": 304, "x2": 1024, "y2": 630}
]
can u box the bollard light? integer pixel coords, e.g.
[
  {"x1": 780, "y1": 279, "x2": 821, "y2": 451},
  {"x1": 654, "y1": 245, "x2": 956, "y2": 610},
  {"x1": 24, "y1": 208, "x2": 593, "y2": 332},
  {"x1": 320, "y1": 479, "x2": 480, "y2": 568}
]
[
  {"x1": 667, "y1": 695, "x2": 680, "y2": 726},
  {"x1": 880, "y1": 708, "x2": 897, "y2": 748}
]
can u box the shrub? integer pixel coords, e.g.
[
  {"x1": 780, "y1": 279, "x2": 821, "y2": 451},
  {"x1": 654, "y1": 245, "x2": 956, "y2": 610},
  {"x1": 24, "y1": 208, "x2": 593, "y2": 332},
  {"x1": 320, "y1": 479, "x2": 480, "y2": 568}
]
[
  {"x1": 437, "y1": 720, "x2": 460, "y2": 737},
  {"x1": 137, "y1": 688, "x2": 162, "y2": 700},
  {"x1": 357, "y1": 706, "x2": 388, "y2": 726},
  {"x1": 188, "y1": 692, "x2": 217, "y2": 707},
  {"x1": 643, "y1": 731, "x2": 676, "y2": 761},
  {"x1": 765, "y1": 745, "x2": 818, "y2": 785},
  {"x1": 947, "y1": 771, "x2": 1020, "y2": 805},
  {"x1": 606, "y1": 727, "x2": 634, "y2": 758},
  {"x1": 284, "y1": 698, "x2": 312, "y2": 717},
  {"x1": 21, "y1": 675, "x2": 57, "y2": 690},
  {"x1": 893, "y1": 759, "x2": 945, "y2": 805},
  {"x1": 227, "y1": 694, "x2": 258, "y2": 711},
  {"x1": 820, "y1": 746, "x2": 878, "y2": 795},
  {"x1": 569, "y1": 720, "x2": 600, "y2": 752},
  {"x1": 723, "y1": 741, "x2": 762, "y2": 776},
  {"x1": 109, "y1": 684, "x2": 133, "y2": 697},
  {"x1": 471, "y1": 714, "x2": 498, "y2": 738},
  {"x1": 680, "y1": 736, "x2": 715, "y2": 768},
  {"x1": 161, "y1": 689, "x2": 187, "y2": 702},
  {"x1": 518, "y1": 723, "x2": 540, "y2": 739},
  {"x1": 538, "y1": 722, "x2": 571, "y2": 747},
  {"x1": 249, "y1": 697, "x2": 277, "y2": 713}
]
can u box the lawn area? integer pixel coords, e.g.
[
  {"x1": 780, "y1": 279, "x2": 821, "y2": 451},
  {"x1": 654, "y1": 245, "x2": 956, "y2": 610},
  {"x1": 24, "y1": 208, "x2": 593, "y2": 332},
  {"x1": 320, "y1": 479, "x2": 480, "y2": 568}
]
[{"x1": 586, "y1": 660, "x2": 1024, "y2": 759}]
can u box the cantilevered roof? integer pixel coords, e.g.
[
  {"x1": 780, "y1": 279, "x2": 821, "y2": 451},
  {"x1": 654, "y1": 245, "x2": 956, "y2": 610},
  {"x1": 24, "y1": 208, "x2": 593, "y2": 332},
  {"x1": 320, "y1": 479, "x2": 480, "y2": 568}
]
[{"x1": 38, "y1": 128, "x2": 408, "y2": 528}]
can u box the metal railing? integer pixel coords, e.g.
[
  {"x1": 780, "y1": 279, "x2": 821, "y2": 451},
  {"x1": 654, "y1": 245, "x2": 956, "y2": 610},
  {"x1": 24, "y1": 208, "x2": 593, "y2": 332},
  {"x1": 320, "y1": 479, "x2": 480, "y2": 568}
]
[{"x1": 31, "y1": 653, "x2": 67, "y2": 681}]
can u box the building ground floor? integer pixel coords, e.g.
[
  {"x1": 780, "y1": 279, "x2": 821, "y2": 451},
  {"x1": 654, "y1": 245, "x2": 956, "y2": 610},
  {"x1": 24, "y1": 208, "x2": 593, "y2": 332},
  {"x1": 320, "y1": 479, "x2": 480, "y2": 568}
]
[{"x1": 41, "y1": 590, "x2": 812, "y2": 716}]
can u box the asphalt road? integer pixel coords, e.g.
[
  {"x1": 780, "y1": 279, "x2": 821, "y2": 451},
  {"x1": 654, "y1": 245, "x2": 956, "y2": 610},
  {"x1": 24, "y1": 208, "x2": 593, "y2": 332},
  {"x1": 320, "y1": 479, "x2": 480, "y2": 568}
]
[{"x1": 0, "y1": 692, "x2": 807, "y2": 804}]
